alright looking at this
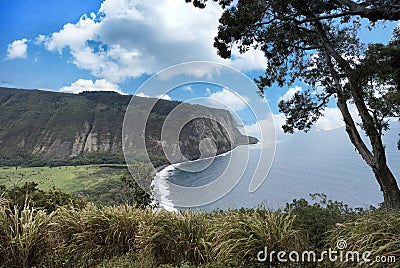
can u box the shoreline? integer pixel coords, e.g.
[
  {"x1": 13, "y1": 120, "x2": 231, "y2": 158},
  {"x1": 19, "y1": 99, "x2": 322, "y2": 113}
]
[
  {"x1": 152, "y1": 143, "x2": 255, "y2": 175},
  {"x1": 151, "y1": 145, "x2": 250, "y2": 211},
  {"x1": 153, "y1": 164, "x2": 169, "y2": 174}
]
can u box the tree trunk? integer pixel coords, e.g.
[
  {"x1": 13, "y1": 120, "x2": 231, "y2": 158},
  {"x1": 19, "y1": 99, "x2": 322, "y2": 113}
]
[
  {"x1": 317, "y1": 34, "x2": 400, "y2": 210},
  {"x1": 337, "y1": 94, "x2": 400, "y2": 210},
  {"x1": 372, "y1": 153, "x2": 400, "y2": 210}
]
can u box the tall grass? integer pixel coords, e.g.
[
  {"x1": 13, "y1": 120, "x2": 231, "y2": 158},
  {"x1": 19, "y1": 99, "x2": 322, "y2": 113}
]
[
  {"x1": 329, "y1": 210, "x2": 400, "y2": 267},
  {"x1": 1, "y1": 200, "x2": 399, "y2": 267},
  {"x1": 0, "y1": 204, "x2": 52, "y2": 268},
  {"x1": 206, "y1": 209, "x2": 305, "y2": 266},
  {"x1": 49, "y1": 203, "x2": 146, "y2": 267},
  {"x1": 135, "y1": 209, "x2": 209, "y2": 267},
  {"x1": 0, "y1": 196, "x2": 8, "y2": 208}
]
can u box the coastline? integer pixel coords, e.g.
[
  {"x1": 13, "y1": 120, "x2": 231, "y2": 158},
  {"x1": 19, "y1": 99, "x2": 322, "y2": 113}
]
[
  {"x1": 151, "y1": 145, "x2": 252, "y2": 211},
  {"x1": 153, "y1": 164, "x2": 169, "y2": 174}
]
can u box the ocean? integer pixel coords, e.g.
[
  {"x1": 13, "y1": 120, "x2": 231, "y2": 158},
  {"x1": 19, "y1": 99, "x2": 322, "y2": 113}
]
[{"x1": 152, "y1": 126, "x2": 400, "y2": 212}]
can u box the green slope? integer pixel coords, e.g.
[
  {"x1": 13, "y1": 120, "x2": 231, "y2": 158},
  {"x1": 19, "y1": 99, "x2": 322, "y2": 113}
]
[{"x1": 0, "y1": 88, "x2": 256, "y2": 167}]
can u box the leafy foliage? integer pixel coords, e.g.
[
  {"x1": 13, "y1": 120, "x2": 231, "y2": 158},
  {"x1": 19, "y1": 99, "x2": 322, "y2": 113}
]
[
  {"x1": 0, "y1": 182, "x2": 85, "y2": 213},
  {"x1": 186, "y1": 0, "x2": 400, "y2": 209},
  {"x1": 284, "y1": 193, "x2": 364, "y2": 251},
  {"x1": 121, "y1": 163, "x2": 153, "y2": 207}
]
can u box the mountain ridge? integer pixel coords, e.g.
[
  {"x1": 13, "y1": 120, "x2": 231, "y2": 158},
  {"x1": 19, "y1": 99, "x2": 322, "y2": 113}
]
[{"x1": 0, "y1": 88, "x2": 256, "y2": 167}]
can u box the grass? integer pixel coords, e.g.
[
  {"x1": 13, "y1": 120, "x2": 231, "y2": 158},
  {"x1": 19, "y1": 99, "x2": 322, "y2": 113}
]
[
  {"x1": 0, "y1": 164, "x2": 127, "y2": 194},
  {"x1": 329, "y1": 209, "x2": 400, "y2": 267},
  {"x1": 135, "y1": 210, "x2": 210, "y2": 267},
  {"x1": 206, "y1": 209, "x2": 305, "y2": 266},
  {"x1": 48, "y1": 203, "x2": 147, "y2": 266},
  {"x1": 0, "y1": 198, "x2": 399, "y2": 268},
  {"x1": 0, "y1": 205, "x2": 53, "y2": 268}
]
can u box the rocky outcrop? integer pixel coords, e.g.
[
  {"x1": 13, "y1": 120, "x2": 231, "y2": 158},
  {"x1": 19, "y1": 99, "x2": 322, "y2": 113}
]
[{"x1": 0, "y1": 88, "x2": 256, "y2": 166}]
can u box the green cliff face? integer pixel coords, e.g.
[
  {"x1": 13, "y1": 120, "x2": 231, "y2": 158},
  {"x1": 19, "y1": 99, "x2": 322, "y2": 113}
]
[{"x1": 0, "y1": 88, "x2": 256, "y2": 167}]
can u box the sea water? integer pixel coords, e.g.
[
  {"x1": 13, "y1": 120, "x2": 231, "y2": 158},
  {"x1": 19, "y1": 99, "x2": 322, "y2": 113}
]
[{"x1": 153, "y1": 127, "x2": 400, "y2": 212}]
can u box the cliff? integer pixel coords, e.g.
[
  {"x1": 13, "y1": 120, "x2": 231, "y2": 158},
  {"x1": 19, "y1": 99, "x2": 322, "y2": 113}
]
[{"x1": 0, "y1": 88, "x2": 256, "y2": 167}]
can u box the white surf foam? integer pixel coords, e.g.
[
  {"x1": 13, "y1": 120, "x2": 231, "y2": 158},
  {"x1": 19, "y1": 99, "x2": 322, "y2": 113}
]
[{"x1": 152, "y1": 165, "x2": 177, "y2": 212}]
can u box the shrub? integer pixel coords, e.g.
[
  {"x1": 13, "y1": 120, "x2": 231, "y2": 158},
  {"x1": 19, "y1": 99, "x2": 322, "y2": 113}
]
[
  {"x1": 284, "y1": 193, "x2": 362, "y2": 251},
  {"x1": 0, "y1": 182, "x2": 86, "y2": 213}
]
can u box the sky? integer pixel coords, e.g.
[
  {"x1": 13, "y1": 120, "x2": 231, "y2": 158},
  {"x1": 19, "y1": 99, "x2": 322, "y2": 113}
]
[{"x1": 0, "y1": 0, "x2": 397, "y2": 140}]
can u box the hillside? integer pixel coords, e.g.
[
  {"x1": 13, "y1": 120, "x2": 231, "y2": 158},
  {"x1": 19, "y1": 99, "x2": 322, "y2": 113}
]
[{"x1": 0, "y1": 88, "x2": 255, "y2": 167}]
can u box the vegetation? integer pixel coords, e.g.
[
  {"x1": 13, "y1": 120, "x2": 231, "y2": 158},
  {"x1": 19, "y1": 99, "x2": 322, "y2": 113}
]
[
  {"x1": 329, "y1": 210, "x2": 400, "y2": 267},
  {"x1": 0, "y1": 193, "x2": 398, "y2": 267},
  {"x1": 0, "y1": 88, "x2": 256, "y2": 168},
  {"x1": 186, "y1": 0, "x2": 400, "y2": 209},
  {"x1": 0, "y1": 162, "x2": 156, "y2": 209},
  {"x1": 284, "y1": 193, "x2": 363, "y2": 251},
  {"x1": 0, "y1": 89, "x2": 128, "y2": 166},
  {"x1": 0, "y1": 165, "x2": 127, "y2": 194}
]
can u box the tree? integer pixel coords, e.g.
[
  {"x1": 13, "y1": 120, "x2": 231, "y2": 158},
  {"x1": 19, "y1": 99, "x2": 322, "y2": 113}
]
[
  {"x1": 187, "y1": 0, "x2": 400, "y2": 209},
  {"x1": 121, "y1": 163, "x2": 153, "y2": 208}
]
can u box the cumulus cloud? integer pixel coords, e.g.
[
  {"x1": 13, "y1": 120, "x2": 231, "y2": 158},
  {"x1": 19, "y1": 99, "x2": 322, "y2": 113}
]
[
  {"x1": 207, "y1": 88, "x2": 250, "y2": 111},
  {"x1": 183, "y1": 85, "x2": 194, "y2": 93},
  {"x1": 279, "y1": 86, "x2": 302, "y2": 102},
  {"x1": 135, "y1": 92, "x2": 150, "y2": 98},
  {"x1": 315, "y1": 105, "x2": 360, "y2": 131},
  {"x1": 37, "y1": 0, "x2": 268, "y2": 83},
  {"x1": 229, "y1": 46, "x2": 268, "y2": 71},
  {"x1": 6, "y1": 38, "x2": 29, "y2": 60},
  {"x1": 157, "y1": 94, "x2": 171, "y2": 101},
  {"x1": 243, "y1": 113, "x2": 286, "y2": 146},
  {"x1": 314, "y1": 108, "x2": 345, "y2": 131},
  {"x1": 135, "y1": 92, "x2": 171, "y2": 100},
  {"x1": 44, "y1": 14, "x2": 100, "y2": 53},
  {"x1": 59, "y1": 79, "x2": 124, "y2": 94}
]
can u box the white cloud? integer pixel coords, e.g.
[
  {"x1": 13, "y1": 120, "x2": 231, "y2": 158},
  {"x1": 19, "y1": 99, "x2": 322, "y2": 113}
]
[
  {"x1": 315, "y1": 105, "x2": 360, "y2": 131},
  {"x1": 183, "y1": 85, "x2": 194, "y2": 93},
  {"x1": 6, "y1": 38, "x2": 29, "y2": 60},
  {"x1": 59, "y1": 79, "x2": 124, "y2": 94},
  {"x1": 156, "y1": 63, "x2": 225, "y2": 81},
  {"x1": 44, "y1": 14, "x2": 100, "y2": 53},
  {"x1": 208, "y1": 88, "x2": 250, "y2": 111},
  {"x1": 315, "y1": 108, "x2": 345, "y2": 131},
  {"x1": 135, "y1": 92, "x2": 150, "y2": 98},
  {"x1": 34, "y1": 35, "x2": 46, "y2": 45},
  {"x1": 279, "y1": 86, "x2": 302, "y2": 102},
  {"x1": 134, "y1": 92, "x2": 170, "y2": 100},
  {"x1": 229, "y1": 47, "x2": 268, "y2": 71},
  {"x1": 38, "y1": 0, "x2": 268, "y2": 83},
  {"x1": 242, "y1": 113, "x2": 285, "y2": 147},
  {"x1": 157, "y1": 94, "x2": 171, "y2": 101}
]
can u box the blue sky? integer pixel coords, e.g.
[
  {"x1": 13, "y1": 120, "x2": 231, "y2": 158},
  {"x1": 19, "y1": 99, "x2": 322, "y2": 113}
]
[{"x1": 0, "y1": 0, "x2": 397, "y2": 138}]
